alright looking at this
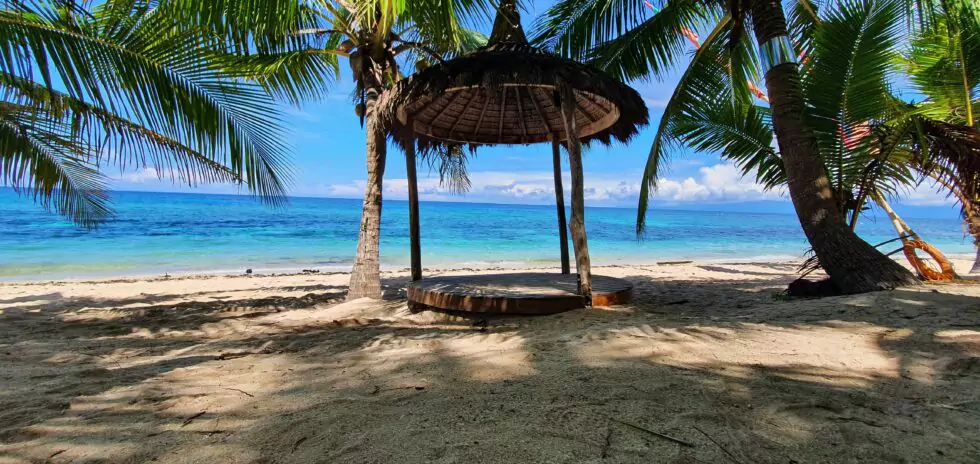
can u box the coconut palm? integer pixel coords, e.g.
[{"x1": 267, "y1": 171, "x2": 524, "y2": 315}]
[
  {"x1": 631, "y1": 0, "x2": 978, "y2": 273},
  {"x1": 145, "y1": 0, "x2": 484, "y2": 297},
  {"x1": 256, "y1": 0, "x2": 491, "y2": 300},
  {"x1": 665, "y1": 0, "x2": 918, "y2": 214},
  {"x1": 889, "y1": 114, "x2": 980, "y2": 273},
  {"x1": 902, "y1": 0, "x2": 979, "y2": 271},
  {"x1": 531, "y1": 0, "x2": 977, "y2": 292},
  {"x1": 0, "y1": 0, "x2": 300, "y2": 227},
  {"x1": 912, "y1": 119, "x2": 980, "y2": 273}
]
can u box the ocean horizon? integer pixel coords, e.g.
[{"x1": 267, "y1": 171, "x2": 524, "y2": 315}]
[{"x1": 0, "y1": 188, "x2": 975, "y2": 281}]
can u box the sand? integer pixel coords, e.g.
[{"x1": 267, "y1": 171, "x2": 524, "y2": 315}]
[{"x1": 1, "y1": 260, "x2": 979, "y2": 463}]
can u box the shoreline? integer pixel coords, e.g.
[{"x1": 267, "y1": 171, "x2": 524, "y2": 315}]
[
  {"x1": 0, "y1": 259, "x2": 807, "y2": 285},
  {"x1": 5, "y1": 187, "x2": 975, "y2": 285},
  {"x1": 3, "y1": 252, "x2": 977, "y2": 285}
]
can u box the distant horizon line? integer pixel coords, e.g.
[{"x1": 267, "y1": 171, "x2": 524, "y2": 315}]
[
  {"x1": 0, "y1": 186, "x2": 963, "y2": 220},
  {"x1": 97, "y1": 187, "x2": 804, "y2": 216},
  {"x1": 99, "y1": 188, "x2": 965, "y2": 219}
]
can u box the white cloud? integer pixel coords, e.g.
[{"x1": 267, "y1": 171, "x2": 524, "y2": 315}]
[
  {"x1": 655, "y1": 164, "x2": 786, "y2": 203},
  {"x1": 643, "y1": 98, "x2": 670, "y2": 109},
  {"x1": 307, "y1": 162, "x2": 788, "y2": 207},
  {"x1": 116, "y1": 168, "x2": 161, "y2": 184},
  {"x1": 896, "y1": 181, "x2": 955, "y2": 206},
  {"x1": 109, "y1": 167, "x2": 246, "y2": 195}
]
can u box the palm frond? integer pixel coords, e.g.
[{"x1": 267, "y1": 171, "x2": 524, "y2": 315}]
[
  {"x1": 847, "y1": 112, "x2": 918, "y2": 226},
  {"x1": 400, "y1": 0, "x2": 493, "y2": 53},
  {"x1": 0, "y1": 102, "x2": 111, "y2": 227},
  {"x1": 222, "y1": 35, "x2": 343, "y2": 105},
  {"x1": 805, "y1": 0, "x2": 904, "y2": 124},
  {"x1": 804, "y1": 0, "x2": 905, "y2": 200},
  {"x1": 673, "y1": 103, "x2": 784, "y2": 189},
  {"x1": 530, "y1": 0, "x2": 655, "y2": 58},
  {"x1": 155, "y1": 0, "x2": 313, "y2": 52},
  {"x1": 418, "y1": 143, "x2": 472, "y2": 195},
  {"x1": 1, "y1": 73, "x2": 241, "y2": 186},
  {"x1": 0, "y1": 1, "x2": 294, "y2": 209},
  {"x1": 787, "y1": 0, "x2": 821, "y2": 69},
  {"x1": 532, "y1": 0, "x2": 722, "y2": 81},
  {"x1": 636, "y1": 15, "x2": 732, "y2": 235},
  {"x1": 913, "y1": 118, "x2": 980, "y2": 243},
  {"x1": 585, "y1": 1, "x2": 722, "y2": 80},
  {"x1": 905, "y1": 0, "x2": 980, "y2": 125}
]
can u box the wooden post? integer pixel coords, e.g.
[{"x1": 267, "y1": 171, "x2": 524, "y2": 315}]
[
  {"x1": 559, "y1": 86, "x2": 592, "y2": 302},
  {"x1": 551, "y1": 140, "x2": 570, "y2": 274},
  {"x1": 405, "y1": 140, "x2": 422, "y2": 281}
]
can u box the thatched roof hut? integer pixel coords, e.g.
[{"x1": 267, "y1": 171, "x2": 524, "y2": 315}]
[
  {"x1": 380, "y1": 3, "x2": 647, "y2": 149},
  {"x1": 381, "y1": 44, "x2": 648, "y2": 148},
  {"x1": 384, "y1": 0, "x2": 648, "y2": 303}
]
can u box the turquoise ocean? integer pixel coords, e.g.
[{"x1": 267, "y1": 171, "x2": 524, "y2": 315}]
[{"x1": 0, "y1": 188, "x2": 975, "y2": 280}]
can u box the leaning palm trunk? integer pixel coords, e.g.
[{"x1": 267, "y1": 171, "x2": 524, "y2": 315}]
[
  {"x1": 348, "y1": 86, "x2": 387, "y2": 299},
  {"x1": 872, "y1": 193, "x2": 920, "y2": 242},
  {"x1": 750, "y1": 0, "x2": 917, "y2": 293}
]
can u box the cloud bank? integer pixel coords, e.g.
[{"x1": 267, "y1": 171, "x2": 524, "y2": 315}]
[
  {"x1": 112, "y1": 162, "x2": 960, "y2": 209},
  {"x1": 296, "y1": 162, "x2": 788, "y2": 207}
]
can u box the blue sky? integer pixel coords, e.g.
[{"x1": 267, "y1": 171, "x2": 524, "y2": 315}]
[{"x1": 108, "y1": 0, "x2": 964, "y2": 219}]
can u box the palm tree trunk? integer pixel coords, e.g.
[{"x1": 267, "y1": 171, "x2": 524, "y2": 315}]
[
  {"x1": 552, "y1": 140, "x2": 570, "y2": 275},
  {"x1": 971, "y1": 247, "x2": 979, "y2": 274},
  {"x1": 560, "y1": 86, "x2": 592, "y2": 302},
  {"x1": 750, "y1": 0, "x2": 918, "y2": 293},
  {"x1": 405, "y1": 140, "x2": 422, "y2": 281},
  {"x1": 348, "y1": 87, "x2": 387, "y2": 299},
  {"x1": 872, "y1": 192, "x2": 920, "y2": 242}
]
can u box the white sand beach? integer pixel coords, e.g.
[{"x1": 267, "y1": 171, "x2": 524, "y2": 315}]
[{"x1": 1, "y1": 260, "x2": 979, "y2": 463}]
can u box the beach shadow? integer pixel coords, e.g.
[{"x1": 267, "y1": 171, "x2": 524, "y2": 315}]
[
  {"x1": 155, "y1": 303, "x2": 980, "y2": 461},
  {"x1": 1, "y1": 273, "x2": 978, "y2": 463},
  {"x1": 0, "y1": 286, "x2": 347, "y2": 319},
  {"x1": 697, "y1": 265, "x2": 794, "y2": 276},
  {"x1": 0, "y1": 292, "x2": 66, "y2": 305}
]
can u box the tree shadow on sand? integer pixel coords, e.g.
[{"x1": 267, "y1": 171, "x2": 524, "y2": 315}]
[
  {"x1": 1, "y1": 271, "x2": 978, "y2": 463},
  {"x1": 0, "y1": 285, "x2": 346, "y2": 316}
]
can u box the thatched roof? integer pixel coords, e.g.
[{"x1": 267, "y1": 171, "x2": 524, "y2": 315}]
[{"x1": 380, "y1": 1, "x2": 648, "y2": 149}]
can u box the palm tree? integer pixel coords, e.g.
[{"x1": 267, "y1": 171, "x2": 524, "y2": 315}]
[
  {"x1": 617, "y1": 0, "x2": 978, "y2": 275},
  {"x1": 662, "y1": 0, "x2": 917, "y2": 215},
  {"x1": 0, "y1": 0, "x2": 297, "y2": 227},
  {"x1": 533, "y1": 0, "x2": 947, "y2": 292},
  {"x1": 914, "y1": 119, "x2": 980, "y2": 273},
  {"x1": 265, "y1": 0, "x2": 490, "y2": 299},
  {"x1": 902, "y1": 0, "x2": 979, "y2": 272}
]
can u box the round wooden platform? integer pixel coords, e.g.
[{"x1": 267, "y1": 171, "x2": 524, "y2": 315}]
[{"x1": 407, "y1": 273, "x2": 633, "y2": 314}]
